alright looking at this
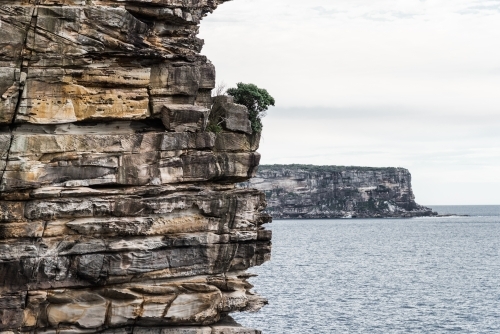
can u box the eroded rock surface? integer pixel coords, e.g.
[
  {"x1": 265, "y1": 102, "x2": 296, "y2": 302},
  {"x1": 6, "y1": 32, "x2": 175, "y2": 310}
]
[
  {"x1": 242, "y1": 165, "x2": 436, "y2": 219},
  {"x1": 0, "y1": 1, "x2": 269, "y2": 333}
]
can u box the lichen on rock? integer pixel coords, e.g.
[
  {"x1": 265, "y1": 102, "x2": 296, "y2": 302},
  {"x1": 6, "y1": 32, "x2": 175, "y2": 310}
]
[{"x1": 0, "y1": 1, "x2": 270, "y2": 333}]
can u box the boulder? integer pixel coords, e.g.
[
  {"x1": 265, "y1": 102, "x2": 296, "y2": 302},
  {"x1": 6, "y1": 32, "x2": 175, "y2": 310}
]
[{"x1": 211, "y1": 97, "x2": 252, "y2": 134}]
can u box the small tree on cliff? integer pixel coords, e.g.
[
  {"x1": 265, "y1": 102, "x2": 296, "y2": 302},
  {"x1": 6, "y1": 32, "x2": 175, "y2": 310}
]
[{"x1": 226, "y1": 83, "x2": 275, "y2": 133}]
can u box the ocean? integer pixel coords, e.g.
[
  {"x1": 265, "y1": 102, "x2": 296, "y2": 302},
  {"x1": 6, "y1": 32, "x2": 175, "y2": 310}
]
[{"x1": 234, "y1": 205, "x2": 500, "y2": 333}]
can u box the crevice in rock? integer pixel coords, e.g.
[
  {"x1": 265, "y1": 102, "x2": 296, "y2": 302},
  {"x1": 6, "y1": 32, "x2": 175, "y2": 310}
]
[
  {"x1": 0, "y1": 4, "x2": 39, "y2": 189},
  {"x1": 12, "y1": 2, "x2": 39, "y2": 125},
  {"x1": 41, "y1": 220, "x2": 49, "y2": 238},
  {"x1": 0, "y1": 131, "x2": 14, "y2": 191}
]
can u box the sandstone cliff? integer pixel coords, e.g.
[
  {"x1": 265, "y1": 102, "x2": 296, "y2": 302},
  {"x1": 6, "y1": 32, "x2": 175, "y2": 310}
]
[
  {"x1": 242, "y1": 165, "x2": 435, "y2": 219},
  {"x1": 0, "y1": 1, "x2": 271, "y2": 333}
]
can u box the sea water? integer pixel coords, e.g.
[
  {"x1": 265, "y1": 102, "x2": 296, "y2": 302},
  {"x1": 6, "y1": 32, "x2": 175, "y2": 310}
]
[{"x1": 234, "y1": 206, "x2": 500, "y2": 333}]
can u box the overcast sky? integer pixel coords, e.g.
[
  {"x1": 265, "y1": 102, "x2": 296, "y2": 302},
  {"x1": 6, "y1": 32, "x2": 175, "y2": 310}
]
[{"x1": 199, "y1": 0, "x2": 500, "y2": 205}]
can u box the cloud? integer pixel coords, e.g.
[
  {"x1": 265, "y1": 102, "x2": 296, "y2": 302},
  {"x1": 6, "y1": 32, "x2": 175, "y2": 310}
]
[
  {"x1": 459, "y1": 0, "x2": 500, "y2": 14},
  {"x1": 359, "y1": 10, "x2": 421, "y2": 22},
  {"x1": 201, "y1": 0, "x2": 500, "y2": 204},
  {"x1": 311, "y1": 6, "x2": 341, "y2": 17}
]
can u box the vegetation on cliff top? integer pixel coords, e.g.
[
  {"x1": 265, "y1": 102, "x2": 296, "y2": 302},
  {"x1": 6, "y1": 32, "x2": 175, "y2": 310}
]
[
  {"x1": 259, "y1": 164, "x2": 404, "y2": 173},
  {"x1": 227, "y1": 83, "x2": 275, "y2": 133}
]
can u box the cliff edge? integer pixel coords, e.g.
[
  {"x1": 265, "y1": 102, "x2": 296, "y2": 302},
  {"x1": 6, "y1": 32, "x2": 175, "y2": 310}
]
[
  {"x1": 242, "y1": 164, "x2": 436, "y2": 219},
  {"x1": 0, "y1": 1, "x2": 270, "y2": 333}
]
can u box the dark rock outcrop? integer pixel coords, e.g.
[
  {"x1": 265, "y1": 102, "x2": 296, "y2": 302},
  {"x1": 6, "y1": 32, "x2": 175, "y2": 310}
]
[
  {"x1": 241, "y1": 164, "x2": 436, "y2": 219},
  {"x1": 0, "y1": 1, "x2": 270, "y2": 333}
]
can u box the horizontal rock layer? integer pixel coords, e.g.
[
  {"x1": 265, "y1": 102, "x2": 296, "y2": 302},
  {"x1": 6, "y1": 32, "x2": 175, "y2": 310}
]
[
  {"x1": 1, "y1": 125, "x2": 260, "y2": 192},
  {"x1": 0, "y1": 185, "x2": 271, "y2": 330},
  {"x1": 241, "y1": 164, "x2": 436, "y2": 219},
  {"x1": 0, "y1": 1, "x2": 268, "y2": 333}
]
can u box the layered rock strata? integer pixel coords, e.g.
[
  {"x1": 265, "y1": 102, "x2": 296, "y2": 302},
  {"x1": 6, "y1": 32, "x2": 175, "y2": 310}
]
[
  {"x1": 0, "y1": 1, "x2": 270, "y2": 333},
  {"x1": 242, "y1": 165, "x2": 436, "y2": 219}
]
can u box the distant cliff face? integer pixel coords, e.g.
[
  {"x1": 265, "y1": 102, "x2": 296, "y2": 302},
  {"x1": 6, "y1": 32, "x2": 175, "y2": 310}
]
[{"x1": 242, "y1": 165, "x2": 436, "y2": 219}]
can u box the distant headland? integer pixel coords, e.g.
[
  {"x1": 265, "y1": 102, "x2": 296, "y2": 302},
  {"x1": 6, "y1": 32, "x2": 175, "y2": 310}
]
[{"x1": 240, "y1": 164, "x2": 437, "y2": 219}]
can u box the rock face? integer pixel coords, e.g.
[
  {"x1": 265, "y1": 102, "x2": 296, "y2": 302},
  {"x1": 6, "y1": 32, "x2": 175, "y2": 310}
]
[
  {"x1": 0, "y1": 1, "x2": 270, "y2": 333},
  {"x1": 242, "y1": 165, "x2": 436, "y2": 219}
]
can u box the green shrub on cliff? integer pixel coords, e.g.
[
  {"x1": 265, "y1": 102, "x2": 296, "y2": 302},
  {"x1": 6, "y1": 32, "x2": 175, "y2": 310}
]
[
  {"x1": 260, "y1": 164, "x2": 400, "y2": 173},
  {"x1": 206, "y1": 123, "x2": 222, "y2": 134},
  {"x1": 227, "y1": 83, "x2": 275, "y2": 133}
]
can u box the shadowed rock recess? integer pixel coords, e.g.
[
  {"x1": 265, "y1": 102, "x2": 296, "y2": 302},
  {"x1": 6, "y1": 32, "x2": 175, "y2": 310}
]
[
  {"x1": 241, "y1": 165, "x2": 436, "y2": 219},
  {"x1": 0, "y1": 1, "x2": 271, "y2": 333}
]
